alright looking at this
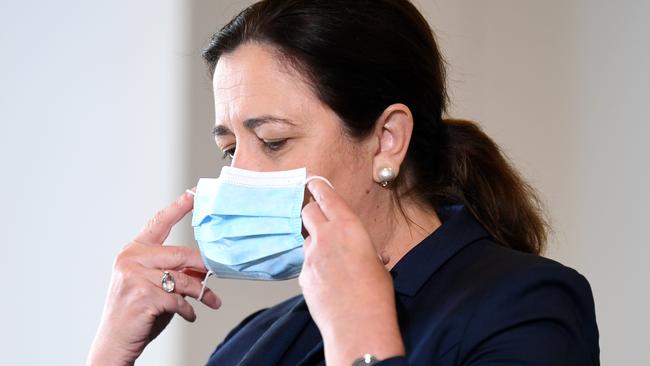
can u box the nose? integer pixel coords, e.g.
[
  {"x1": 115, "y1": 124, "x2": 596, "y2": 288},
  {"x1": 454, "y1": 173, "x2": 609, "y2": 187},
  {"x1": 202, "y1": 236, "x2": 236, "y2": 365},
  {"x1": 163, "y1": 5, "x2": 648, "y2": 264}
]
[{"x1": 229, "y1": 144, "x2": 267, "y2": 172}]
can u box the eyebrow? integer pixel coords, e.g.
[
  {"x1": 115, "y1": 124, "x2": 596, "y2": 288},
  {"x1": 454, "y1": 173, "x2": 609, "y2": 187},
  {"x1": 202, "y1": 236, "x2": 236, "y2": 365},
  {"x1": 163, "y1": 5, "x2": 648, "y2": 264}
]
[{"x1": 212, "y1": 115, "x2": 296, "y2": 137}]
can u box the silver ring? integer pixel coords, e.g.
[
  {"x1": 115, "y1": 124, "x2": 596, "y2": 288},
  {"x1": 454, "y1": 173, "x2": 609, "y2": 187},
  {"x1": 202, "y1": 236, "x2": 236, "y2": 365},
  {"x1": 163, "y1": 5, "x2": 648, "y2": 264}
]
[{"x1": 161, "y1": 270, "x2": 175, "y2": 293}]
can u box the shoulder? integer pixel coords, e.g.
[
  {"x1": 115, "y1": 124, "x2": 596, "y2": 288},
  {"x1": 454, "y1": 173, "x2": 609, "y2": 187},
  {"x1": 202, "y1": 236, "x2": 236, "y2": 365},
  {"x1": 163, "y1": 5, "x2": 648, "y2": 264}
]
[
  {"x1": 452, "y1": 239, "x2": 600, "y2": 364},
  {"x1": 460, "y1": 238, "x2": 594, "y2": 295},
  {"x1": 432, "y1": 238, "x2": 598, "y2": 317}
]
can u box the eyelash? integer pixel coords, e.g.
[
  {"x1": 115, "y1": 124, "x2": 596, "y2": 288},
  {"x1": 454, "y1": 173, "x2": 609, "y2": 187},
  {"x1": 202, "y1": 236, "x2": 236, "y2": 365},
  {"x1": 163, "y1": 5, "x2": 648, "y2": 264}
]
[
  {"x1": 263, "y1": 139, "x2": 288, "y2": 152},
  {"x1": 221, "y1": 139, "x2": 288, "y2": 160},
  {"x1": 222, "y1": 148, "x2": 235, "y2": 160}
]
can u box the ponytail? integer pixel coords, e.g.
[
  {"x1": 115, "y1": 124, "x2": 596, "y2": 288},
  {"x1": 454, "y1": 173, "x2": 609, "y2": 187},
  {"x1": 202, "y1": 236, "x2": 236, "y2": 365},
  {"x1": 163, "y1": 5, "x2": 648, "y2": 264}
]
[{"x1": 429, "y1": 119, "x2": 548, "y2": 254}]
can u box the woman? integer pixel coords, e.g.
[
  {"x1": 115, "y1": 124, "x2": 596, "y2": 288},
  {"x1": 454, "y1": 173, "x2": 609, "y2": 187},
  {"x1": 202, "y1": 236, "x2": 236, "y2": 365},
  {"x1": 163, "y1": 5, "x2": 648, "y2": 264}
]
[{"x1": 87, "y1": 1, "x2": 599, "y2": 365}]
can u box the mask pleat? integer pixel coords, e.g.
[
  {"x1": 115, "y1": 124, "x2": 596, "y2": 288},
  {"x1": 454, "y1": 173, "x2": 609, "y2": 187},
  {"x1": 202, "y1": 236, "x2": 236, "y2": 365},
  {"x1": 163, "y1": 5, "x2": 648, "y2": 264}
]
[{"x1": 191, "y1": 167, "x2": 313, "y2": 281}]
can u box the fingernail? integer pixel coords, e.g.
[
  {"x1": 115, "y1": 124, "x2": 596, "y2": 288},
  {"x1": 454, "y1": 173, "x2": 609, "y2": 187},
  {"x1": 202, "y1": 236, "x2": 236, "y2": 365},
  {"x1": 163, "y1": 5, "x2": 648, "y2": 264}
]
[
  {"x1": 305, "y1": 176, "x2": 334, "y2": 190},
  {"x1": 307, "y1": 187, "x2": 320, "y2": 202},
  {"x1": 306, "y1": 181, "x2": 319, "y2": 195},
  {"x1": 185, "y1": 189, "x2": 196, "y2": 197}
]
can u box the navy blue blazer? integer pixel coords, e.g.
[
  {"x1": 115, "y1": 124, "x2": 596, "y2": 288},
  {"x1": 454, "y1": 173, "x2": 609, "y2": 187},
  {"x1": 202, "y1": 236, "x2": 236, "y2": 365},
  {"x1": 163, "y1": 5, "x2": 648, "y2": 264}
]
[{"x1": 206, "y1": 206, "x2": 600, "y2": 365}]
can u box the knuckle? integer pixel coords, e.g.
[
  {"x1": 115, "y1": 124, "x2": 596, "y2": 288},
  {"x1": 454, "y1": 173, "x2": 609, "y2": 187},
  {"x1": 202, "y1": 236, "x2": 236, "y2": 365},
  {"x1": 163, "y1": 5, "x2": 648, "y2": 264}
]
[
  {"x1": 176, "y1": 272, "x2": 190, "y2": 289},
  {"x1": 124, "y1": 284, "x2": 152, "y2": 310},
  {"x1": 153, "y1": 209, "x2": 166, "y2": 225},
  {"x1": 302, "y1": 201, "x2": 316, "y2": 214},
  {"x1": 308, "y1": 226, "x2": 322, "y2": 242},
  {"x1": 298, "y1": 269, "x2": 312, "y2": 289},
  {"x1": 142, "y1": 302, "x2": 160, "y2": 318},
  {"x1": 113, "y1": 247, "x2": 133, "y2": 272},
  {"x1": 340, "y1": 222, "x2": 357, "y2": 237},
  {"x1": 144, "y1": 209, "x2": 166, "y2": 230},
  {"x1": 310, "y1": 224, "x2": 320, "y2": 237},
  {"x1": 312, "y1": 226, "x2": 331, "y2": 244},
  {"x1": 133, "y1": 284, "x2": 152, "y2": 300},
  {"x1": 174, "y1": 294, "x2": 186, "y2": 309},
  {"x1": 173, "y1": 195, "x2": 185, "y2": 210},
  {"x1": 302, "y1": 254, "x2": 312, "y2": 267},
  {"x1": 118, "y1": 263, "x2": 136, "y2": 279},
  {"x1": 171, "y1": 247, "x2": 188, "y2": 265},
  {"x1": 109, "y1": 272, "x2": 156, "y2": 311},
  {"x1": 302, "y1": 248, "x2": 309, "y2": 260},
  {"x1": 313, "y1": 190, "x2": 324, "y2": 203}
]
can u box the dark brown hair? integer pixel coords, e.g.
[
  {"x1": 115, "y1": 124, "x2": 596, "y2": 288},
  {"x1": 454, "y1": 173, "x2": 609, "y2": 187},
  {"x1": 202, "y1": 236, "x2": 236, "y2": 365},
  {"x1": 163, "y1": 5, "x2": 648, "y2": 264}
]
[{"x1": 202, "y1": 0, "x2": 548, "y2": 254}]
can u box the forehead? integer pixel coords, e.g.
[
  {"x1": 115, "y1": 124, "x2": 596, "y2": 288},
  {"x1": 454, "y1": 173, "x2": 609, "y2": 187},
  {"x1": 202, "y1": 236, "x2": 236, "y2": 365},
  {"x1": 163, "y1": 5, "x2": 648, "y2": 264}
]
[{"x1": 212, "y1": 43, "x2": 314, "y2": 125}]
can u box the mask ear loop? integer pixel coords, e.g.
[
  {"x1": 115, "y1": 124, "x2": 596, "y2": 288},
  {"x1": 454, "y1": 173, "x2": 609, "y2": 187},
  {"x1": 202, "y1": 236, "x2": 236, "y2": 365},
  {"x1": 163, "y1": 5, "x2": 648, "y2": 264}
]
[
  {"x1": 304, "y1": 176, "x2": 334, "y2": 189},
  {"x1": 198, "y1": 270, "x2": 214, "y2": 302}
]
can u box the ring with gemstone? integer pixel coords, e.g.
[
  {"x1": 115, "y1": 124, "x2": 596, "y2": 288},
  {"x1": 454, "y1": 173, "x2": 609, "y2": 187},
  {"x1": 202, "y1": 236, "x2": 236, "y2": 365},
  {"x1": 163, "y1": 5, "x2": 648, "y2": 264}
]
[{"x1": 161, "y1": 270, "x2": 175, "y2": 293}]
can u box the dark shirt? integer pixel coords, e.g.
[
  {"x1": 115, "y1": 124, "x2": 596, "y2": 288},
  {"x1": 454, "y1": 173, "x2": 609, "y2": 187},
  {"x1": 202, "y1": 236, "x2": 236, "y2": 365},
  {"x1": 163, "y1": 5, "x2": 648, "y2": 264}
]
[{"x1": 206, "y1": 205, "x2": 600, "y2": 365}]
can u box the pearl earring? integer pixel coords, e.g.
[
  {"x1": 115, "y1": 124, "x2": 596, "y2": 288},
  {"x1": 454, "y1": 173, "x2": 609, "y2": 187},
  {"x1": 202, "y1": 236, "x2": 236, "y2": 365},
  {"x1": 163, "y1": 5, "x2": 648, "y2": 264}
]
[{"x1": 377, "y1": 167, "x2": 396, "y2": 187}]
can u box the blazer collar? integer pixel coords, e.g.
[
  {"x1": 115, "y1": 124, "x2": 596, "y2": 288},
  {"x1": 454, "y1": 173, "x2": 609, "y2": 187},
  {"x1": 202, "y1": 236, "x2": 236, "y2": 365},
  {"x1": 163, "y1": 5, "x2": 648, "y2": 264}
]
[
  {"x1": 239, "y1": 297, "x2": 311, "y2": 366},
  {"x1": 390, "y1": 205, "x2": 490, "y2": 297}
]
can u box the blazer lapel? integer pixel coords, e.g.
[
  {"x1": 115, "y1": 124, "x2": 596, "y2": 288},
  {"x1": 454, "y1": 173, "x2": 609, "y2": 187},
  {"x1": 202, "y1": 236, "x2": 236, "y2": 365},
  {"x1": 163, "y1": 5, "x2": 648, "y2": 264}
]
[
  {"x1": 238, "y1": 298, "x2": 312, "y2": 366},
  {"x1": 296, "y1": 341, "x2": 324, "y2": 366}
]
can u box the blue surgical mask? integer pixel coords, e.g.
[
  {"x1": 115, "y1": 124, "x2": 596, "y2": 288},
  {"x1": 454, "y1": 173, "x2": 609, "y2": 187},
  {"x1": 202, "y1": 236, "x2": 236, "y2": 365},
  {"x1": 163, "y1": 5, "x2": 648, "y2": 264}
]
[{"x1": 190, "y1": 166, "x2": 332, "y2": 299}]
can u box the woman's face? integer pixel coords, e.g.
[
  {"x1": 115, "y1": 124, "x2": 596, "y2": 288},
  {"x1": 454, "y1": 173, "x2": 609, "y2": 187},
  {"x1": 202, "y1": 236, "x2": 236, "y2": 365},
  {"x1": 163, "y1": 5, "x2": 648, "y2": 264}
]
[{"x1": 211, "y1": 42, "x2": 377, "y2": 215}]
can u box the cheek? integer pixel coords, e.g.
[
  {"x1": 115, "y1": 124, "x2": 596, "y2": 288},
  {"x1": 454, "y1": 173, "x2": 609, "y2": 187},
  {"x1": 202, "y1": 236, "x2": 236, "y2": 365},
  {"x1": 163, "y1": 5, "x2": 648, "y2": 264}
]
[
  {"x1": 337, "y1": 169, "x2": 374, "y2": 214},
  {"x1": 298, "y1": 118, "x2": 374, "y2": 211},
  {"x1": 314, "y1": 140, "x2": 361, "y2": 181},
  {"x1": 323, "y1": 145, "x2": 375, "y2": 213}
]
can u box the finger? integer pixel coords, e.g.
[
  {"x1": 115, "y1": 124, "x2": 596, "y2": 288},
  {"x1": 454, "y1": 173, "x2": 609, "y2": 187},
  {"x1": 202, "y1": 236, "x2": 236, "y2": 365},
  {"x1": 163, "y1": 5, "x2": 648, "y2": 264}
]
[
  {"x1": 181, "y1": 267, "x2": 209, "y2": 280},
  {"x1": 146, "y1": 268, "x2": 221, "y2": 309},
  {"x1": 135, "y1": 190, "x2": 195, "y2": 246},
  {"x1": 306, "y1": 179, "x2": 356, "y2": 221},
  {"x1": 303, "y1": 235, "x2": 312, "y2": 250},
  {"x1": 135, "y1": 245, "x2": 207, "y2": 273},
  {"x1": 301, "y1": 201, "x2": 328, "y2": 235},
  {"x1": 158, "y1": 292, "x2": 197, "y2": 322}
]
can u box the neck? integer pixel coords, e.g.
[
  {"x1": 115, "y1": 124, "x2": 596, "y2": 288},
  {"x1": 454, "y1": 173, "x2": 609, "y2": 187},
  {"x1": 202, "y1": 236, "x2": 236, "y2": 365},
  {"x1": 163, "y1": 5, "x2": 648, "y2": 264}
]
[{"x1": 364, "y1": 191, "x2": 442, "y2": 270}]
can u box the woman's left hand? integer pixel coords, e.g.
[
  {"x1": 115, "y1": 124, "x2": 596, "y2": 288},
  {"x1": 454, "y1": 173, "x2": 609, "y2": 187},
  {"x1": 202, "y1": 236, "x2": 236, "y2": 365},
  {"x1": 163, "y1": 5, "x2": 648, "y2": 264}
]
[{"x1": 300, "y1": 180, "x2": 405, "y2": 365}]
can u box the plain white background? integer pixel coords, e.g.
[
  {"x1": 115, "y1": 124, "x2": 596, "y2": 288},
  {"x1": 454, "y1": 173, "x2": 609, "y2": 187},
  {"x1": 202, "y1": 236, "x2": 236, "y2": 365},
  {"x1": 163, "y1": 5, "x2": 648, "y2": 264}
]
[{"x1": 1, "y1": 1, "x2": 648, "y2": 364}]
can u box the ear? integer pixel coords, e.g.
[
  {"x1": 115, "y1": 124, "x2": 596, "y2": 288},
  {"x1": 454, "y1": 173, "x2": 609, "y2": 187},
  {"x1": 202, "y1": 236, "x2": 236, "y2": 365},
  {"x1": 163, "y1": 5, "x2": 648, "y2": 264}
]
[{"x1": 371, "y1": 103, "x2": 413, "y2": 184}]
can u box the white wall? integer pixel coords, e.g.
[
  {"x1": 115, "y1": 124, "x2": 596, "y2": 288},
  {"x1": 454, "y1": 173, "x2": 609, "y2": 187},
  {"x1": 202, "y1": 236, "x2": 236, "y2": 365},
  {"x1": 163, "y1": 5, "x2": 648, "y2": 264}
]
[
  {"x1": 420, "y1": 1, "x2": 650, "y2": 364},
  {"x1": 1, "y1": 1, "x2": 296, "y2": 365},
  {"x1": 2, "y1": 1, "x2": 648, "y2": 365},
  {"x1": 0, "y1": 1, "x2": 190, "y2": 365}
]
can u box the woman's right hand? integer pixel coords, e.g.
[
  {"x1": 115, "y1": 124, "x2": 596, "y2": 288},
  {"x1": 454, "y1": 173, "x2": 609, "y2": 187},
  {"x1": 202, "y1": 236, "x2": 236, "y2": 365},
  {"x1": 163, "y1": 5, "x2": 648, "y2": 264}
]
[{"x1": 86, "y1": 190, "x2": 222, "y2": 366}]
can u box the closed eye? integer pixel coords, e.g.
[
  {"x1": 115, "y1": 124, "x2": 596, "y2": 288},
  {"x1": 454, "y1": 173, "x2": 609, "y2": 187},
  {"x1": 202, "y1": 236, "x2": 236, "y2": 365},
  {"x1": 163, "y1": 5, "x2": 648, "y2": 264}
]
[
  {"x1": 262, "y1": 139, "x2": 288, "y2": 152},
  {"x1": 220, "y1": 138, "x2": 288, "y2": 161}
]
